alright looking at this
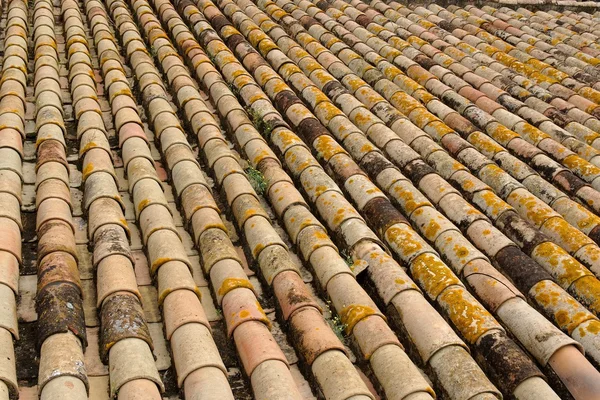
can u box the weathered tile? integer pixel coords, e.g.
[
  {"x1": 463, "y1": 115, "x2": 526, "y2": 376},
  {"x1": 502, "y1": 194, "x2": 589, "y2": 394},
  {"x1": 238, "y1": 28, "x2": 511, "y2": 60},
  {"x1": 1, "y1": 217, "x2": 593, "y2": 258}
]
[
  {"x1": 73, "y1": 217, "x2": 88, "y2": 245},
  {"x1": 69, "y1": 164, "x2": 82, "y2": 187},
  {"x1": 133, "y1": 250, "x2": 152, "y2": 286},
  {"x1": 129, "y1": 224, "x2": 143, "y2": 250},
  {"x1": 70, "y1": 188, "x2": 83, "y2": 217},
  {"x1": 177, "y1": 227, "x2": 198, "y2": 256},
  {"x1": 148, "y1": 322, "x2": 171, "y2": 370},
  {"x1": 77, "y1": 245, "x2": 94, "y2": 280},
  {"x1": 89, "y1": 376, "x2": 110, "y2": 400},
  {"x1": 199, "y1": 286, "x2": 221, "y2": 322},
  {"x1": 189, "y1": 255, "x2": 208, "y2": 287},
  {"x1": 17, "y1": 275, "x2": 37, "y2": 322},
  {"x1": 168, "y1": 202, "x2": 183, "y2": 227},
  {"x1": 18, "y1": 386, "x2": 37, "y2": 400},
  {"x1": 85, "y1": 327, "x2": 108, "y2": 376},
  {"x1": 82, "y1": 279, "x2": 99, "y2": 327},
  {"x1": 140, "y1": 285, "x2": 161, "y2": 323},
  {"x1": 290, "y1": 364, "x2": 316, "y2": 400}
]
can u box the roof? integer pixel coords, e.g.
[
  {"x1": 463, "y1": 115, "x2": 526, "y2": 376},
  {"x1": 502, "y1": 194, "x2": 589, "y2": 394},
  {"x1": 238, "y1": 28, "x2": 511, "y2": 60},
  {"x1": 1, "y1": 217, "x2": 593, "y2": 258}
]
[{"x1": 4, "y1": 0, "x2": 600, "y2": 398}]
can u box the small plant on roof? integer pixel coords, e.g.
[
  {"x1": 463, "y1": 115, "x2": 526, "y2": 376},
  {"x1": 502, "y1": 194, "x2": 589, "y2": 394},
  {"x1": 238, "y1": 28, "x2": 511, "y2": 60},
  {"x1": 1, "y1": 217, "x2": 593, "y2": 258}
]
[
  {"x1": 340, "y1": 248, "x2": 354, "y2": 269},
  {"x1": 324, "y1": 301, "x2": 347, "y2": 342},
  {"x1": 227, "y1": 82, "x2": 240, "y2": 99},
  {"x1": 246, "y1": 106, "x2": 273, "y2": 139},
  {"x1": 246, "y1": 165, "x2": 267, "y2": 195},
  {"x1": 330, "y1": 314, "x2": 347, "y2": 342}
]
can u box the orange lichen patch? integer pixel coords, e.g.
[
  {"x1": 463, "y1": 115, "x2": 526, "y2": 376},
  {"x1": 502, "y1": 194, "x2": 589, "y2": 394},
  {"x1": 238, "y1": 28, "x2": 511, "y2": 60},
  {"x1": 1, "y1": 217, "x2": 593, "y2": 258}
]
[
  {"x1": 339, "y1": 304, "x2": 380, "y2": 334},
  {"x1": 411, "y1": 252, "x2": 461, "y2": 299},
  {"x1": 478, "y1": 31, "x2": 496, "y2": 43},
  {"x1": 578, "y1": 320, "x2": 600, "y2": 338},
  {"x1": 525, "y1": 58, "x2": 550, "y2": 72},
  {"x1": 468, "y1": 131, "x2": 503, "y2": 155},
  {"x1": 481, "y1": 44, "x2": 499, "y2": 57},
  {"x1": 411, "y1": 108, "x2": 439, "y2": 128},
  {"x1": 508, "y1": 60, "x2": 530, "y2": 77},
  {"x1": 529, "y1": 70, "x2": 557, "y2": 85},
  {"x1": 546, "y1": 68, "x2": 569, "y2": 82},
  {"x1": 385, "y1": 224, "x2": 424, "y2": 258},
  {"x1": 247, "y1": 29, "x2": 268, "y2": 47},
  {"x1": 440, "y1": 56, "x2": 454, "y2": 68},
  {"x1": 314, "y1": 135, "x2": 344, "y2": 160},
  {"x1": 487, "y1": 123, "x2": 518, "y2": 145},
  {"x1": 419, "y1": 20, "x2": 435, "y2": 29},
  {"x1": 578, "y1": 53, "x2": 600, "y2": 67},
  {"x1": 508, "y1": 190, "x2": 557, "y2": 227},
  {"x1": 233, "y1": 74, "x2": 256, "y2": 89},
  {"x1": 258, "y1": 39, "x2": 278, "y2": 55},
  {"x1": 346, "y1": 75, "x2": 368, "y2": 93},
  {"x1": 315, "y1": 101, "x2": 344, "y2": 123},
  {"x1": 324, "y1": 35, "x2": 344, "y2": 50},
  {"x1": 542, "y1": 217, "x2": 594, "y2": 254},
  {"x1": 569, "y1": 276, "x2": 600, "y2": 315},
  {"x1": 276, "y1": 128, "x2": 303, "y2": 148},
  {"x1": 331, "y1": 204, "x2": 358, "y2": 227},
  {"x1": 272, "y1": 9, "x2": 286, "y2": 20},
  {"x1": 379, "y1": 63, "x2": 401, "y2": 80},
  {"x1": 369, "y1": 25, "x2": 386, "y2": 35},
  {"x1": 407, "y1": 36, "x2": 427, "y2": 47},
  {"x1": 218, "y1": 277, "x2": 254, "y2": 297},
  {"x1": 418, "y1": 210, "x2": 443, "y2": 240},
  {"x1": 82, "y1": 162, "x2": 94, "y2": 180},
  {"x1": 456, "y1": 42, "x2": 477, "y2": 56},
  {"x1": 427, "y1": 121, "x2": 454, "y2": 139},
  {"x1": 494, "y1": 52, "x2": 516, "y2": 67},
  {"x1": 390, "y1": 92, "x2": 421, "y2": 115},
  {"x1": 413, "y1": 89, "x2": 435, "y2": 105},
  {"x1": 445, "y1": 47, "x2": 467, "y2": 60},
  {"x1": 311, "y1": 69, "x2": 333, "y2": 88},
  {"x1": 574, "y1": 207, "x2": 600, "y2": 231},
  {"x1": 302, "y1": 58, "x2": 325, "y2": 76},
  {"x1": 452, "y1": 243, "x2": 471, "y2": 263},
  {"x1": 579, "y1": 87, "x2": 600, "y2": 104},
  {"x1": 393, "y1": 185, "x2": 430, "y2": 214},
  {"x1": 517, "y1": 122, "x2": 549, "y2": 144},
  {"x1": 351, "y1": 108, "x2": 373, "y2": 129},
  {"x1": 390, "y1": 38, "x2": 410, "y2": 52},
  {"x1": 355, "y1": 87, "x2": 385, "y2": 106},
  {"x1": 562, "y1": 154, "x2": 600, "y2": 179},
  {"x1": 248, "y1": 93, "x2": 268, "y2": 105},
  {"x1": 530, "y1": 280, "x2": 595, "y2": 334},
  {"x1": 137, "y1": 198, "x2": 151, "y2": 213},
  {"x1": 532, "y1": 242, "x2": 591, "y2": 287},
  {"x1": 477, "y1": 190, "x2": 510, "y2": 217},
  {"x1": 438, "y1": 286, "x2": 499, "y2": 343}
]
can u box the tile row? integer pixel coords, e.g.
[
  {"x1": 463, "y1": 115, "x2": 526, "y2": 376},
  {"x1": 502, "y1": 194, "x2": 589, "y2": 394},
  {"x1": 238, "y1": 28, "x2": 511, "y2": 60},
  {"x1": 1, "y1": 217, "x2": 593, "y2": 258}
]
[
  {"x1": 168, "y1": 0, "x2": 440, "y2": 397},
  {"x1": 109, "y1": 0, "x2": 380, "y2": 396},
  {"x1": 250, "y1": 0, "x2": 600, "y2": 375},
  {"x1": 81, "y1": 0, "x2": 234, "y2": 396},
  {"x1": 10, "y1": 0, "x2": 600, "y2": 398},
  {"x1": 0, "y1": 0, "x2": 26, "y2": 398},
  {"x1": 211, "y1": 0, "x2": 600, "y2": 397},
  {"x1": 59, "y1": 0, "x2": 163, "y2": 397},
  {"x1": 283, "y1": 0, "x2": 600, "y2": 363},
  {"x1": 310, "y1": 0, "x2": 600, "y2": 280},
  {"x1": 31, "y1": 0, "x2": 90, "y2": 396}
]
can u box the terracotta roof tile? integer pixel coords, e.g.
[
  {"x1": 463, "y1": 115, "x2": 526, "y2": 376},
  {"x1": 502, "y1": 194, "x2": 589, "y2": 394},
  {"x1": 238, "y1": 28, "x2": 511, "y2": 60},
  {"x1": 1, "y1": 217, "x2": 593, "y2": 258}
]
[{"x1": 7, "y1": 0, "x2": 600, "y2": 398}]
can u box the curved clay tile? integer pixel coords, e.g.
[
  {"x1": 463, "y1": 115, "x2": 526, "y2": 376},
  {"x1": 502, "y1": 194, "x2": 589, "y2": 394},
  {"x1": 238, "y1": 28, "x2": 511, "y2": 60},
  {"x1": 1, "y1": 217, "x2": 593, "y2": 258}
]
[{"x1": 10, "y1": 0, "x2": 600, "y2": 398}]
